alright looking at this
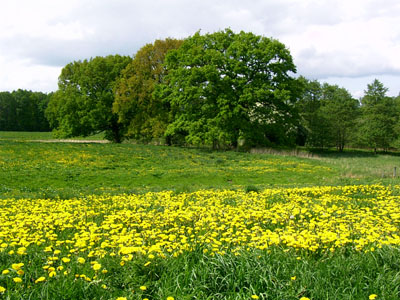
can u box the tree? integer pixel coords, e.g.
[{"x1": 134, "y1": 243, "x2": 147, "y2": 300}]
[
  {"x1": 319, "y1": 84, "x2": 359, "y2": 151},
  {"x1": 46, "y1": 55, "x2": 131, "y2": 142},
  {"x1": 113, "y1": 38, "x2": 183, "y2": 142},
  {"x1": 360, "y1": 79, "x2": 398, "y2": 152},
  {"x1": 296, "y1": 78, "x2": 330, "y2": 148},
  {"x1": 156, "y1": 29, "x2": 299, "y2": 149},
  {"x1": 0, "y1": 90, "x2": 50, "y2": 131}
]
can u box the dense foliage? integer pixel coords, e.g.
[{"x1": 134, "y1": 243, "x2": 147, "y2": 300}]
[
  {"x1": 113, "y1": 38, "x2": 183, "y2": 142},
  {"x1": 0, "y1": 90, "x2": 50, "y2": 132},
  {"x1": 2, "y1": 29, "x2": 400, "y2": 151},
  {"x1": 45, "y1": 55, "x2": 131, "y2": 143},
  {"x1": 157, "y1": 29, "x2": 299, "y2": 148}
]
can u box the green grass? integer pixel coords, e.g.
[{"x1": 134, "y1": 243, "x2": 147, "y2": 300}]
[
  {"x1": 0, "y1": 131, "x2": 105, "y2": 141},
  {"x1": 0, "y1": 138, "x2": 337, "y2": 199},
  {"x1": 2, "y1": 132, "x2": 400, "y2": 299}
]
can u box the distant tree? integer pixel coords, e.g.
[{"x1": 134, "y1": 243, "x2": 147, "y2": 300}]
[
  {"x1": 296, "y1": 78, "x2": 330, "y2": 148},
  {"x1": 296, "y1": 79, "x2": 359, "y2": 151},
  {"x1": 46, "y1": 55, "x2": 131, "y2": 142},
  {"x1": 156, "y1": 29, "x2": 299, "y2": 149},
  {"x1": 320, "y1": 84, "x2": 359, "y2": 151},
  {"x1": 0, "y1": 92, "x2": 16, "y2": 131},
  {"x1": 360, "y1": 79, "x2": 398, "y2": 152},
  {"x1": 113, "y1": 38, "x2": 183, "y2": 142},
  {"x1": 0, "y1": 90, "x2": 50, "y2": 131}
]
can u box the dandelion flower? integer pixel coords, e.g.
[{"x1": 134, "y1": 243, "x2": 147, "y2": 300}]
[
  {"x1": 167, "y1": 297, "x2": 175, "y2": 300},
  {"x1": 49, "y1": 271, "x2": 56, "y2": 278},
  {"x1": 291, "y1": 276, "x2": 296, "y2": 280},
  {"x1": 116, "y1": 297, "x2": 127, "y2": 300},
  {"x1": 11, "y1": 263, "x2": 24, "y2": 271},
  {"x1": 251, "y1": 295, "x2": 259, "y2": 299},
  {"x1": 62, "y1": 257, "x2": 70, "y2": 263},
  {"x1": 92, "y1": 263, "x2": 101, "y2": 271},
  {"x1": 369, "y1": 295, "x2": 378, "y2": 300},
  {"x1": 13, "y1": 277, "x2": 22, "y2": 283},
  {"x1": 2, "y1": 270, "x2": 10, "y2": 275},
  {"x1": 77, "y1": 257, "x2": 85, "y2": 264},
  {"x1": 140, "y1": 286, "x2": 147, "y2": 291},
  {"x1": 0, "y1": 286, "x2": 5, "y2": 293},
  {"x1": 35, "y1": 277, "x2": 46, "y2": 283}
]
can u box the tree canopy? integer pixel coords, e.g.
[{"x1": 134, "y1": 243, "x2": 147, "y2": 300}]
[
  {"x1": 0, "y1": 90, "x2": 50, "y2": 132},
  {"x1": 113, "y1": 38, "x2": 183, "y2": 142},
  {"x1": 156, "y1": 29, "x2": 299, "y2": 148},
  {"x1": 359, "y1": 79, "x2": 398, "y2": 151},
  {"x1": 46, "y1": 55, "x2": 131, "y2": 142}
]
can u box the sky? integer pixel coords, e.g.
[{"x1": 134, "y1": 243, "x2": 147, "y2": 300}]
[{"x1": 0, "y1": 0, "x2": 400, "y2": 98}]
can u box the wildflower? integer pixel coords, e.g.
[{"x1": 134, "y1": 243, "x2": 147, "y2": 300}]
[
  {"x1": 101, "y1": 284, "x2": 107, "y2": 289},
  {"x1": 92, "y1": 263, "x2": 101, "y2": 271},
  {"x1": 369, "y1": 295, "x2": 378, "y2": 300},
  {"x1": 13, "y1": 277, "x2": 23, "y2": 283},
  {"x1": 35, "y1": 276, "x2": 46, "y2": 283},
  {"x1": 77, "y1": 257, "x2": 85, "y2": 264},
  {"x1": 167, "y1": 297, "x2": 175, "y2": 300},
  {"x1": 116, "y1": 297, "x2": 127, "y2": 300},
  {"x1": 17, "y1": 269, "x2": 24, "y2": 275},
  {"x1": 2, "y1": 269, "x2": 10, "y2": 275},
  {"x1": 251, "y1": 295, "x2": 259, "y2": 299},
  {"x1": 291, "y1": 276, "x2": 296, "y2": 280},
  {"x1": 49, "y1": 271, "x2": 57, "y2": 278},
  {"x1": 140, "y1": 286, "x2": 147, "y2": 291},
  {"x1": 0, "y1": 286, "x2": 5, "y2": 293},
  {"x1": 300, "y1": 297, "x2": 310, "y2": 300},
  {"x1": 144, "y1": 261, "x2": 151, "y2": 266},
  {"x1": 62, "y1": 257, "x2": 70, "y2": 263},
  {"x1": 11, "y1": 263, "x2": 24, "y2": 271}
]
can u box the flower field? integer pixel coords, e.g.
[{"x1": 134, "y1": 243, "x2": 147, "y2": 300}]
[{"x1": 1, "y1": 185, "x2": 400, "y2": 299}]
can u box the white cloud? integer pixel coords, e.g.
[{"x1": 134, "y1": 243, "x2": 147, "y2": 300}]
[{"x1": 0, "y1": 0, "x2": 400, "y2": 95}]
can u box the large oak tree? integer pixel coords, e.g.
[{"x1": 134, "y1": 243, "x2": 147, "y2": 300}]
[
  {"x1": 46, "y1": 55, "x2": 131, "y2": 142},
  {"x1": 156, "y1": 29, "x2": 299, "y2": 149}
]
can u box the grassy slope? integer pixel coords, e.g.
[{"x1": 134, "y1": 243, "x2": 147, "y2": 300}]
[{"x1": 1, "y1": 132, "x2": 400, "y2": 299}]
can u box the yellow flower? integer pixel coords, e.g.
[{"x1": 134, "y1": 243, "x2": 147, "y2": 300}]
[
  {"x1": 291, "y1": 276, "x2": 296, "y2": 280},
  {"x1": 62, "y1": 257, "x2": 71, "y2": 263},
  {"x1": 2, "y1": 269, "x2": 10, "y2": 275},
  {"x1": 167, "y1": 297, "x2": 175, "y2": 300},
  {"x1": 140, "y1": 285, "x2": 147, "y2": 291},
  {"x1": 251, "y1": 295, "x2": 259, "y2": 299},
  {"x1": 92, "y1": 263, "x2": 101, "y2": 271},
  {"x1": 35, "y1": 276, "x2": 46, "y2": 283},
  {"x1": 13, "y1": 277, "x2": 23, "y2": 283},
  {"x1": 0, "y1": 286, "x2": 5, "y2": 293},
  {"x1": 369, "y1": 295, "x2": 378, "y2": 300},
  {"x1": 49, "y1": 271, "x2": 57, "y2": 278},
  {"x1": 101, "y1": 284, "x2": 107, "y2": 289},
  {"x1": 144, "y1": 261, "x2": 151, "y2": 266},
  {"x1": 77, "y1": 257, "x2": 85, "y2": 264},
  {"x1": 300, "y1": 297, "x2": 310, "y2": 300},
  {"x1": 11, "y1": 263, "x2": 24, "y2": 271},
  {"x1": 116, "y1": 297, "x2": 127, "y2": 300}
]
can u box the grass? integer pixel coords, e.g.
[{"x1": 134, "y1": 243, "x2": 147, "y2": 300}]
[
  {"x1": 1, "y1": 131, "x2": 400, "y2": 299},
  {"x1": 0, "y1": 138, "x2": 337, "y2": 199}
]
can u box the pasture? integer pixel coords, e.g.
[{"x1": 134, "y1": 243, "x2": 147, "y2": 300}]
[{"x1": 1, "y1": 132, "x2": 400, "y2": 299}]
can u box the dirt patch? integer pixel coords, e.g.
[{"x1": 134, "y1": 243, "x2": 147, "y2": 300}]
[{"x1": 32, "y1": 139, "x2": 110, "y2": 144}]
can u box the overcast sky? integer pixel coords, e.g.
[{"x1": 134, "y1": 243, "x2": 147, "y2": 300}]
[{"x1": 1, "y1": 0, "x2": 399, "y2": 98}]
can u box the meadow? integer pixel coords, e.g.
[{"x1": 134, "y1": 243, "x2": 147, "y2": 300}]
[{"x1": 1, "y1": 132, "x2": 400, "y2": 299}]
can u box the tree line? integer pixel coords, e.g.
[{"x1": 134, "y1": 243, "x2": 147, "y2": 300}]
[
  {"x1": 3, "y1": 29, "x2": 400, "y2": 151},
  {"x1": 0, "y1": 90, "x2": 50, "y2": 132}
]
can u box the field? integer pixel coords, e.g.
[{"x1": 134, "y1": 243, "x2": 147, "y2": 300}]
[{"x1": 1, "y1": 132, "x2": 400, "y2": 299}]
